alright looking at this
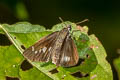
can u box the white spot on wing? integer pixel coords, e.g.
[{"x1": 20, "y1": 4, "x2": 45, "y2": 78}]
[
  {"x1": 42, "y1": 47, "x2": 47, "y2": 53},
  {"x1": 48, "y1": 47, "x2": 52, "y2": 51},
  {"x1": 64, "y1": 56, "x2": 70, "y2": 62},
  {"x1": 35, "y1": 51, "x2": 38, "y2": 54},
  {"x1": 39, "y1": 49, "x2": 41, "y2": 53},
  {"x1": 32, "y1": 46, "x2": 34, "y2": 51},
  {"x1": 52, "y1": 61, "x2": 56, "y2": 64}
]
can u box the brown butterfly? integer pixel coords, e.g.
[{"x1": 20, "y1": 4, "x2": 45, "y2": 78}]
[{"x1": 23, "y1": 25, "x2": 79, "y2": 67}]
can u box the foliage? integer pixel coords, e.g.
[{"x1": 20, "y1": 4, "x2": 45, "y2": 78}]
[
  {"x1": 0, "y1": 22, "x2": 113, "y2": 80},
  {"x1": 114, "y1": 57, "x2": 120, "y2": 80}
]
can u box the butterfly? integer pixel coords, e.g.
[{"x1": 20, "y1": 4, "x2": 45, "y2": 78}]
[{"x1": 23, "y1": 24, "x2": 79, "y2": 67}]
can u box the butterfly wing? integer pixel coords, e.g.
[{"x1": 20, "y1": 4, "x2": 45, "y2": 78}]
[
  {"x1": 23, "y1": 31, "x2": 59, "y2": 62},
  {"x1": 23, "y1": 25, "x2": 79, "y2": 67},
  {"x1": 58, "y1": 36, "x2": 79, "y2": 67}
]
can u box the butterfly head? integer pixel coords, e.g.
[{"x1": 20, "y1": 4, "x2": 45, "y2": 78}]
[{"x1": 67, "y1": 25, "x2": 72, "y2": 31}]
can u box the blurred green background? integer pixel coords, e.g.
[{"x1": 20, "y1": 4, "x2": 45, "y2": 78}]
[{"x1": 0, "y1": 0, "x2": 120, "y2": 80}]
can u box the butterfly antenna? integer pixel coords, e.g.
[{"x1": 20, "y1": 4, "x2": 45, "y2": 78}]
[
  {"x1": 76, "y1": 19, "x2": 89, "y2": 24},
  {"x1": 59, "y1": 17, "x2": 68, "y2": 27},
  {"x1": 59, "y1": 17, "x2": 64, "y2": 23}
]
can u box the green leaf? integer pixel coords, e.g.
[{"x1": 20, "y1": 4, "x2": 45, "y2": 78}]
[
  {"x1": 0, "y1": 28, "x2": 4, "y2": 34},
  {"x1": 113, "y1": 57, "x2": 120, "y2": 80},
  {"x1": 89, "y1": 35, "x2": 113, "y2": 80},
  {"x1": 0, "y1": 21, "x2": 113, "y2": 80},
  {"x1": 1, "y1": 22, "x2": 45, "y2": 33},
  {"x1": 19, "y1": 67, "x2": 52, "y2": 80},
  {"x1": 0, "y1": 45, "x2": 23, "y2": 80},
  {"x1": 0, "y1": 45, "x2": 52, "y2": 80}
]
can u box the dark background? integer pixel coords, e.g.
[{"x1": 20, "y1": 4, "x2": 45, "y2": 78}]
[{"x1": 0, "y1": 0, "x2": 120, "y2": 80}]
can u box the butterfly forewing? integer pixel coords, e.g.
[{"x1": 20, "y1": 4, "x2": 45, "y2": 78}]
[
  {"x1": 23, "y1": 31, "x2": 59, "y2": 62},
  {"x1": 50, "y1": 27, "x2": 71, "y2": 66}
]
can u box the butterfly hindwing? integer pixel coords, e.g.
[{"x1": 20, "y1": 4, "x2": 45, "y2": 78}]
[
  {"x1": 23, "y1": 31, "x2": 59, "y2": 62},
  {"x1": 59, "y1": 36, "x2": 79, "y2": 67}
]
